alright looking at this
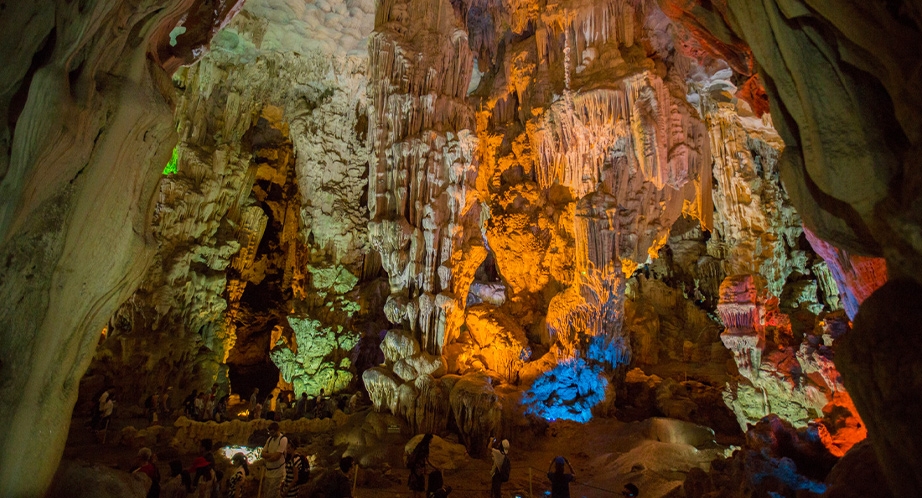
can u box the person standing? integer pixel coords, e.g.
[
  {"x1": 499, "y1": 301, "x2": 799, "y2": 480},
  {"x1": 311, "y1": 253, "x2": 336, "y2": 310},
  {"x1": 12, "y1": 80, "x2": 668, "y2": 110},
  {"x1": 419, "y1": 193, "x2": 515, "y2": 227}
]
[
  {"x1": 328, "y1": 456, "x2": 354, "y2": 498},
  {"x1": 296, "y1": 393, "x2": 308, "y2": 419},
  {"x1": 225, "y1": 453, "x2": 249, "y2": 498},
  {"x1": 281, "y1": 441, "x2": 307, "y2": 497},
  {"x1": 315, "y1": 389, "x2": 328, "y2": 419},
  {"x1": 161, "y1": 459, "x2": 192, "y2": 498},
  {"x1": 161, "y1": 387, "x2": 172, "y2": 420},
  {"x1": 91, "y1": 389, "x2": 109, "y2": 429},
  {"x1": 406, "y1": 434, "x2": 433, "y2": 498},
  {"x1": 250, "y1": 388, "x2": 260, "y2": 410},
  {"x1": 261, "y1": 422, "x2": 288, "y2": 498},
  {"x1": 98, "y1": 394, "x2": 115, "y2": 431},
  {"x1": 202, "y1": 393, "x2": 213, "y2": 421},
  {"x1": 183, "y1": 390, "x2": 198, "y2": 419},
  {"x1": 488, "y1": 437, "x2": 510, "y2": 498},
  {"x1": 133, "y1": 447, "x2": 161, "y2": 498},
  {"x1": 546, "y1": 456, "x2": 575, "y2": 498}
]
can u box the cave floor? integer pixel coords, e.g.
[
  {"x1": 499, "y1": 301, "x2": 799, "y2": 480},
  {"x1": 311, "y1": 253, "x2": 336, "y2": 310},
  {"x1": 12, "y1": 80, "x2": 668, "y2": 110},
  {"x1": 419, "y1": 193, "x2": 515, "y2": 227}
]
[{"x1": 60, "y1": 411, "x2": 728, "y2": 498}]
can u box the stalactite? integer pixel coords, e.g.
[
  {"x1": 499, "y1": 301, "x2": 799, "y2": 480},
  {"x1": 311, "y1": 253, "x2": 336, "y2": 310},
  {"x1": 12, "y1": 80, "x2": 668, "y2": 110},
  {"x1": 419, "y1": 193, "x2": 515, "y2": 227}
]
[{"x1": 368, "y1": 0, "x2": 477, "y2": 357}]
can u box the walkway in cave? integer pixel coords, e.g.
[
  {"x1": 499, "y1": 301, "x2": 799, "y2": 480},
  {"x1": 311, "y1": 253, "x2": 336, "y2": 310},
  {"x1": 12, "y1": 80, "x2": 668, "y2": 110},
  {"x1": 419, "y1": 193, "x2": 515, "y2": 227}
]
[{"x1": 59, "y1": 408, "x2": 727, "y2": 498}]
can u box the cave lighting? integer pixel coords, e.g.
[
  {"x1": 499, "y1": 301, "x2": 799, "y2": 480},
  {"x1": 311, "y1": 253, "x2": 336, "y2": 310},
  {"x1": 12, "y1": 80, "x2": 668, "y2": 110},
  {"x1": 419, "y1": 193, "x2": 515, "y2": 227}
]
[
  {"x1": 219, "y1": 445, "x2": 262, "y2": 465},
  {"x1": 524, "y1": 358, "x2": 608, "y2": 423}
]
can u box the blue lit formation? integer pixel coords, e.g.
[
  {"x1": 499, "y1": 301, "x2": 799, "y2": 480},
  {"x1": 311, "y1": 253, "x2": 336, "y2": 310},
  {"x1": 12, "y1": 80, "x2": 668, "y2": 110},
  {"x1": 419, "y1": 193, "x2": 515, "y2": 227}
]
[
  {"x1": 523, "y1": 358, "x2": 608, "y2": 423},
  {"x1": 524, "y1": 332, "x2": 631, "y2": 423},
  {"x1": 587, "y1": 335, "x2": 630, "y2": 367}
]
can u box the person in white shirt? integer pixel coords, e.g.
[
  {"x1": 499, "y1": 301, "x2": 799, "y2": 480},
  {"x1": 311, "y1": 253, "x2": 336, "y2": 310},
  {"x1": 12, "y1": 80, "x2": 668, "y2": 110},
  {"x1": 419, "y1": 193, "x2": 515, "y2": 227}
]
[
  {"x1": 261, "y1": 422, "x2": 288, "y2": 498},
  {"x1": 98, "y1": 395, "x2": 115, "y2": 430},
  {"x1": 488, "y1": 437, "x2": 510, "y2": 498}
]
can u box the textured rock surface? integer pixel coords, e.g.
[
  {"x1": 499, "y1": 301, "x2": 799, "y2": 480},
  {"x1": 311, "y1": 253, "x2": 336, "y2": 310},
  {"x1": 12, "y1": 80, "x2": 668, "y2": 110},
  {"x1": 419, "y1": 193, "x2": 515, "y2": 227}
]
[
  {"x1": 683, "y1": 414, "x2": 835, "y2": 498},
  {"x1": 366, "y1": 0, "x2": 479, "y2": 357},
  {"x1": 823, "y1": 440, "x2": 894, "y2": 498},
  {"x1": 0, "y1": 0, "x2": 241, "y2": 495},
  {"x1": 47, "y1": 461, "x2": 148, "y2": 498},
  {"x1": 839, "y1": 280, "x2": 922, "y2": 497},
  {"x1": 657, "y1": 1, "x2": 922, "y2": 281},
  {"x1": 7, "y1": 1, "x2": 920, "y2": 495},
  {"x1": 82, "y1": 0, "x2": 384, "y2": 408}
]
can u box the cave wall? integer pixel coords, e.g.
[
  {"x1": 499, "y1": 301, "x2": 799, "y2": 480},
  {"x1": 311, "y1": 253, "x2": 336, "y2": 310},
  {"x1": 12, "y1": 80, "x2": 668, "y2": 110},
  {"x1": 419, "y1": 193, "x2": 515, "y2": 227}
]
[
  {"x1": 73, "y1": 0, "x2": 875, "y2": 460},
  {"x1": 0, "y1": 0, "x2": 242, "y2": 495},
  {"x1": 657, "y1": 0, "x2": 919, "y2": 494},
  {"x1": 3, "y1": 0, "x2": 916, "y2": 494},
  {"x1": 83, "y1": 0, "x2": 387, "y2": 408}
]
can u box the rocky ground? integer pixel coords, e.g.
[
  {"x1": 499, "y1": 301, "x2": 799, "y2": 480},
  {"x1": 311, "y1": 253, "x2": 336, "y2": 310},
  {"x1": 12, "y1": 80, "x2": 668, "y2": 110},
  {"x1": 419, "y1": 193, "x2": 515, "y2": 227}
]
[{"x1": 57, "y1": 409, "x2": 732, "y2": 498}]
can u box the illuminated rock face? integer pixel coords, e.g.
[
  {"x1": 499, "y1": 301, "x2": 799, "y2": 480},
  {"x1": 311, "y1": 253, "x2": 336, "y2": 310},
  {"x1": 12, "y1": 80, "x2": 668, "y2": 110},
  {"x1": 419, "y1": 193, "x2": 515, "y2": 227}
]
[
  {"x1": 0, "y1": 0, "x2": 242, "y2": 495},
  {"x1": 5, "y1": 1, "x2": 920, "y2": 495},
  {"x1": 657, "y1": 1, "x2": 921, "y2": 492},
  {"x1": 839, "y1": 280, "x2": 922, "y2": 497},
  {"x1": 82, "y1": 0, "x2": 382, "y2": 406},
  {"x1": 366, "y1": 0, "x2": 478, "y2": 357}
]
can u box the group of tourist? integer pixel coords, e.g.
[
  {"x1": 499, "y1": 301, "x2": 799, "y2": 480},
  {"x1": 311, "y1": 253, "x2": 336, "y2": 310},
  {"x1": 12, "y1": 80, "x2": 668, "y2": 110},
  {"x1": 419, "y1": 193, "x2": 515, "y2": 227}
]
[
  {"x1": 181, "y1": 384, "x2": 230, "y2": 423},
  {"x1": 259, "y1": 422, "x2": 353, "y2": 498},
  {"x1": 130, "y1": 424, "x2": 356, "y2": 498},
  {"x1": 406, "y1": 435, "x2": 639, "y2": 498},
  {"x1": 247, "y1": 388, "x2": 360, "y2": 422},
  {"x1": 97, "y1": 385, "x2": 641, "y2": 497}
]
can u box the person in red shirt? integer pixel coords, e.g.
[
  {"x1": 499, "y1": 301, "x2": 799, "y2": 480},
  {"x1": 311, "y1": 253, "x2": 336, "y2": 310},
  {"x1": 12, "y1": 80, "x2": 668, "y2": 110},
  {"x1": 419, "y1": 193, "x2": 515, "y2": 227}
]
[{"x1": 133, "y1": 447, "x2": 160, "y2": 498}]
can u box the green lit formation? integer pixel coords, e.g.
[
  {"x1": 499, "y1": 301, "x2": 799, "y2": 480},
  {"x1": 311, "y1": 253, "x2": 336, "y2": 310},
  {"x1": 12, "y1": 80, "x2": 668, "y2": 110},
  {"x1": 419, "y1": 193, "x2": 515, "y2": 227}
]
[
  {"x1": 163, "y1": 146, "x2": 179, "y2": 175},
  {"x1": 270, "y1": 316, "x2": 360, "y2": 397}
]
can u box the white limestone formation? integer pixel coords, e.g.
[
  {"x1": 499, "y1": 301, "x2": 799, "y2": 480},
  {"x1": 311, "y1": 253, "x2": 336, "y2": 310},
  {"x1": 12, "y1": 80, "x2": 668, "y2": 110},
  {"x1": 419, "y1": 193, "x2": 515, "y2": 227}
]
[{"x1": 367, "y1": 0, "x2": 478, "y2": 359}]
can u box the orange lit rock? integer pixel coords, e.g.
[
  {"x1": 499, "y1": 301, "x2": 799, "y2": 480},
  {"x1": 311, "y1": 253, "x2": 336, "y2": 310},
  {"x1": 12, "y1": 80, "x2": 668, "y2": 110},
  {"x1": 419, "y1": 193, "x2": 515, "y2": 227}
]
[
  {"x1": 818, "y1": 392, "x2": 866, "y2": 458},
  {"x1": 461, "y1": 304, "x2": 531, "y2": 382}
]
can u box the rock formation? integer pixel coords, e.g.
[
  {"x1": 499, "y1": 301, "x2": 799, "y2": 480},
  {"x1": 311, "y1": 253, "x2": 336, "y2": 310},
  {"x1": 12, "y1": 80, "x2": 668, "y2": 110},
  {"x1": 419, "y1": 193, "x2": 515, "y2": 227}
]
[
  {"x1": 0, "y1": 1, "x2": 242, "y2": 495},
  {"x1": 3, "y1": 1, "x2": 921, "y2": 495}
]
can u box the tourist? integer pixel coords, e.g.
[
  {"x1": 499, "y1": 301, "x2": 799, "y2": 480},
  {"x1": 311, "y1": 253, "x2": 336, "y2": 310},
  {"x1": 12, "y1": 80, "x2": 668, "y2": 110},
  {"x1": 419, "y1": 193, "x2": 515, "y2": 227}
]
[
  {"x1": 249, "y1": 388, "x2": 260, "y2": 410},
  {"x1": 193, "y1": 393, "x2": 205, "y2": 420},
  {"x1": 276, "y1": 392, "x2": 287, "y2": 414},
  {"x1": 296, "y1": 393, "x2": 309, "y2": 418},
  {"x1": 145, "y1": 393, "x2": 160, "y2": 426},
  {"x1": 183, "y1": 390, "x2": 198, "y2": 419},
  {"x1": 406, "y1": 434, "x2": 433, "y2": 498},
  {"x1": 546, "y1": 456, "x2": 575, "y2": 498},
  {"x1": 202, "y1": 392, "x2": 213, "y2": 421},
  {"x1": 251, "y1": 402, "x2": 263, "y2": 421},
  {"x1": 426, "y1": 469, "x2": 452, "y2": 498},
  {"x1": 261, "y1": 422, "x2": 288, "y2": 498},
  {"x1": 622, "y1": 483, "x2": 639, "y2": 497},
  {"x1": 132, "y1": 447, "x2": 161, "y2": 498},
  {"x1": 161, "y1": 387, "x2": 172, "y2": 419},
  {"x1": 327, "y1": 456, "x2": 354, "y2": 498},
  {"x1": 98, "y1": 393, "x2": 115, "y2": 431},
  {"x1": 189, "y1": 438, "x2": 218, "y2": 497},
  {"x1": 225, "y1": 453, "x2": 249, "y2": 498},
  {"x1": 161, "y1": 460, "x2": 192, "y2": 498},
  {"x1": 90, "y1": 388, "x2": 109, "y2": 429},
  {"x1": 213, "y1": 395, "x2": 229, "y2": 422},
  {"x1": 315, "y1": 389, "x2": 328, "y2": 419},
  {"x1": 488, "y1": 437, "x2": 510, "y2": 498},
  {"x1": 281, "y1": 440, "x2": 308, "y2": 497}
]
